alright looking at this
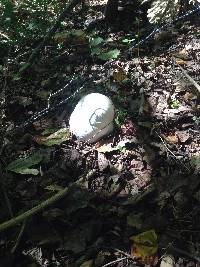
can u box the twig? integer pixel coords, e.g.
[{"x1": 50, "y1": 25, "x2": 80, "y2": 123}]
[
  {"x1": 155, "y1": 131, "x2": 190, "y2": 172},
  {"x1": 20, "y1": 0, "x2": 83, "y2": 73},
  {"x1": 102, "y1": 257, "x2": 129, "y2": 267},
  {"x1": 2, "y1": 186, "x2": 14, "y2": 218},
  {"x1": 177, "y1": 64, "x2": 200, "y2": 93},
  {"x1": 0, "y1": 185, "x2": 69, "y2": 232},
  {"x1": 113, "y1": 248, "x2": 135, "y2": 261},
  {"x1": 11, "y1": 219, "x2": 27, "y2": 254}
]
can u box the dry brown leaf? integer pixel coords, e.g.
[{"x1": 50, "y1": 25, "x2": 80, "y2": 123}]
[
  {"x1": 175, "y1": 59, "x2": 187, "y2": 65},
  {"x1": 162, "y1": 134, "x2": 178, "y2": 144},
  {"x1": 113, "y1": 67, "x2": 126, "y2": 82}
]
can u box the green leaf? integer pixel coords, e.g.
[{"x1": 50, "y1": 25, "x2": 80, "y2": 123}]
[
  {"x1": 170, "y1": 100, "x2": 179, "y2": 109},
  {"x1": 130, "y1": 229, "x2": 158, "y2": 257},
  {"x1": 6, "y1": 151, "x2": 43, "y2": 174},
  {"x1": 89, "y1": 36, "x2": 104, "y2": 47},
  {"x1": 41, "y1": 128, "x2": 59, "y2": 136},
  {"x1": 19, "y1": 63, "x2": 30, "y2": 73},
  {"x1": 34, "y1": 128, "x2": 70, "y2": 146},
  {"x1": 98, "y1": 49, "x2": 120, "y2": 60},
  {"x1": 12, "y1": 74, "x2": 21, "y2": 81}
]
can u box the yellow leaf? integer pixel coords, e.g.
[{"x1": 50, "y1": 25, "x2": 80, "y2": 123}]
[{"x1": 130, "y1": 230, "x2": 158, "y2": 258}]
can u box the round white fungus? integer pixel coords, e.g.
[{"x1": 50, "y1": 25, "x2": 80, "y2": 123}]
[{"x1": 69, "y1": 93, "x2": 115, "y2": 143}]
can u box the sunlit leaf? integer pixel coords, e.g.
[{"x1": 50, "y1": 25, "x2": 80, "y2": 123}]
[
  {"x1": 98, "y1": 49, "x2": 120, "y2": 60},
  {"x1": 130, "y1": 229, "x2": 158, "y2": 259},
  {"x1": 34, "y1": 128, "x2": 70, "y2": 146},
  {"x1": 6, "y1": 151, "x2": 43, "y2": 175},
  {"x1": 89, "y1": 36, "x2": 104, "y2": 47}
]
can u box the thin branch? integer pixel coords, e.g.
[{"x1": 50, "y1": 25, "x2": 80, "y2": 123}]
[
  {"x1": 102, "y1": 257, "x2": 129, "y2": 267},
  {"x1": 177, "y1": 64, "x2": 200, "y2": 93},
  {"x1": 155, "y1": 131, "x2": 190, "y2": 172},
  {"x1": 11, "y1": 219, "x2": 27, "y2": 254},
  {"x1": 0, "y1": 186, "x2": 69, "y2": 232}
]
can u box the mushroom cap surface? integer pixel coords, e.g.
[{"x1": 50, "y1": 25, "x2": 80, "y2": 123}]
[{"x1": 69, "y1": 93, "x2": 115, "y2": 143}]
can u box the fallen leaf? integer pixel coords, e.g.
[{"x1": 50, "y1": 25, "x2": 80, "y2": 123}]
[
  {"x1": 175, "y1": 59, "x2": 187, "y2": 65},
  {"x1": 98, "y1": 49, "x2": 120, "y2": 60},
  {"x1": 162, "y1": 134, "x2": 178, "y2": 144},
  {"x1": 113, "y1": 68, "x2": 126, "y2": 82},
  {"x1": 34, "y1": 128, "x2": 70, "y2": 146},
  {"x1": 6, "y1": 150, "x2": 43, "y2": 175},
  {"x1": 89, "y1": 36, "x2": 104, "y2": 47},
  {"x1": 130, "y1": 229, "x2": 158, "y2": 260}
]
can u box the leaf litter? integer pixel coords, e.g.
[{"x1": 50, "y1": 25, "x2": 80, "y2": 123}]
[{"x1": 0, "y1": 2, "x2": 200, "y2": 267}]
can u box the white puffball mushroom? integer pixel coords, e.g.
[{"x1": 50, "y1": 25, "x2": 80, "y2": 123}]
[{"x1": 69, "y1": 93, "x2": 115, "y2": 143}]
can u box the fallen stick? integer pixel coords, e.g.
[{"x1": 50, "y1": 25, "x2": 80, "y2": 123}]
[
  {"x1": 20, "y1": 0, "x2": 83, "y2": 73},
  {"x1": 177, "y1": 64, "x2": 200, "y2": 93},
  {"x1": 0, "y1": 185, "x2": 69, "y2": 232}
]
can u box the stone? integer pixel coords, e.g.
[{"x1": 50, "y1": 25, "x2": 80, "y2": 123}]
[{"x1": 69, "y1": 93, "x2": 115, "y2": 143}]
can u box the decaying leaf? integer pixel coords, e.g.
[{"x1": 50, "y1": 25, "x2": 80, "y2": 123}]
[
  {"x1": 113, "y1": 68, "x2": 126, "y2": 82},
  {"x1": 130, "y1": 229, "x2": 158, "y2": 261},
  {"x1": 34, "y1": 128, "x2": 70, "y2": 146}
]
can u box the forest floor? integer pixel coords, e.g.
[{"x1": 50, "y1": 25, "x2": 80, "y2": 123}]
[{"x1": 0, "y1": 1, "x2": 200, "y2": 267}]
